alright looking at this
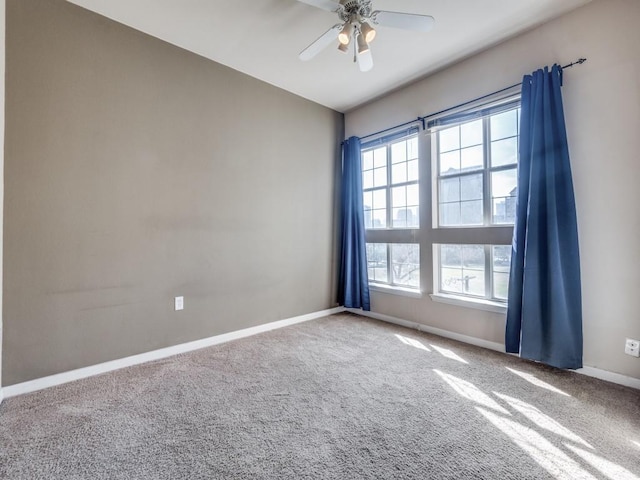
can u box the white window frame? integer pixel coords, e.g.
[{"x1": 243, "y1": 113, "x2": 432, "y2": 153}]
[
  {"x1": 362, "y1": 133, "x2": 420, "y2": 230},
  {"x1": 427, "y1": 97, "x2": 520, "y2": 312},
  {"x1": 431, "y1": 104, "x2": 520, "y2": 229},
  {"x1": 362, "y1": 129, "x2": 422, "y2": 296}
]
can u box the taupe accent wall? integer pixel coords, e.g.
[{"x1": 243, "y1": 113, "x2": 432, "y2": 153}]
[{"x1": 3, "y1": 0, "x2": 343, "y2": 386}]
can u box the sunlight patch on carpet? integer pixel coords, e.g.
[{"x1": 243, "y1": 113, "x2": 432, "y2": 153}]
[
  {"x1": 506, "y1": 368, "x2": 570, "y2": 396},
  {"x1": 564, "y1": 444, "x2": 640, "y2": 480},
  {"x1": 477, "y1": 407, "x2": 597, "y2": 480},
  {"x1": 430, "y1": 344, "x2": 468, "y2": 364},
  {"x1": 493, "y1": 392, "x2": 593, "y2": 449},
  {"x1": 394, "y1": 334, "x2": 431, "y2": 351},
  {"x1": 433, "y1": 369, "x2": 509, "y2": 415}
]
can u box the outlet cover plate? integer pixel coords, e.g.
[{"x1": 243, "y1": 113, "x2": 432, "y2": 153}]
[
  {"x1": 175, "y1": 296, "x2": 184, "y2": 311},
  {"x1": 624, "y1": 338, "x2": 640, "y2": 357}
]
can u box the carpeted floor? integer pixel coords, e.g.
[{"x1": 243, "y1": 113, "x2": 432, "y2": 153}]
[{"x1": 1, "y1": 313, "x2": 639, "y2": 479}]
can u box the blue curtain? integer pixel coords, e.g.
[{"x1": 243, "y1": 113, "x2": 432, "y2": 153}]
[
  {"x1": 505, "y1": 65, "x2": 582, "y2": 369},
  {"x1": 338, "y1": 136, "x2": 370, "y2": 310}
]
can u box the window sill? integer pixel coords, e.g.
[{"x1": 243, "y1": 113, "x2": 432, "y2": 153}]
[
  {"x1": 370, "y1": 284, "x2": 423, "y2": 298},
  {"x1": 430, "y1": 293, "x2": 507, "y2": 314}
]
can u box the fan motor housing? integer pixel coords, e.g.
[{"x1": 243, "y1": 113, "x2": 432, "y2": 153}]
[{"x1": 339, "y1": 0, "x2": 373, "y2": 22}]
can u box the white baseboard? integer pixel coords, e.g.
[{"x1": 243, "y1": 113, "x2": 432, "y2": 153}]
[
  {"x1": 575, "y1": 366, "x2": 640, "y2": 390},
  {"x1": 2, "y1": 307, "x2": 346, "y2": 400},
  {"x1": 347, "y1": 308, "x2": 640, "y2": 390},
  {"x1": 348, "y1": 308, "x2": 505, "y2": 353}
]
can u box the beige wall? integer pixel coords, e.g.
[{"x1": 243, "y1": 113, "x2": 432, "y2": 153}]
[
  {"x1": 346, "y1": 0, "x2": 640, "y2": 379},
  {"x1": 2, "y1": 0, "x2": 343, "y2": 386}
]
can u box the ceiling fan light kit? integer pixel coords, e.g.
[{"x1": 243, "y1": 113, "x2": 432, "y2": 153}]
[
  {"x1": 359, "y1": 21, "x2": 376, "y2": 43},
  {"x1": 338, "y1": 22, "x2": 354, "y2": 45},
  {"x1": 356, "y1": 31, "x2": 369, "y2": 54},
  {"x1": 297, "y1": 0, "x2": 435, "y2": 72}
]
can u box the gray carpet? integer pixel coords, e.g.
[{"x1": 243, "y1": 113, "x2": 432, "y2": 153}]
[{"x1": 1, "y1": 313, "x2": 639, "y2": 479}]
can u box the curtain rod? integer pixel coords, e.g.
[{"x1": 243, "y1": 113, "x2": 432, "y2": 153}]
[{"x1": 358, "y1": 58, "x2": 587, "y2": 142}]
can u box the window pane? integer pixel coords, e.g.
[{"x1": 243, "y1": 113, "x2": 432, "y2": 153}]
[
  {"x1": 393, "y1": 207, "x2": 419, "y2": 228},
  {"x1": 491, "y1": 109, "x2": 518, "y2": 141},
  {"x1": 408, "y1": 206, "x2": 419, "y2": 228},
  {"x1": 439, "y1": 126, "x2": 460, "y2": 152},
  {"x1": 460, "y1": 174, "x2": 483, "y2": 201},
  {"x1": 440, "y1": 151, "x2": 460, "y2": 175},
  {"x1": 366, "y1": 243, "x2": 388, "y2": 283},
  {"x1": 372, "y1": 209, "x2": 387, "y2": 229},
  {"x1": 363, "y1": 170, "x2": 373, "y2": 189},
  {"x1": 392, "y1": 186, "x2": 406, "y2": 208},
  {"x1": 407, "y1": 159, "x2": 419, "y2": 182},
  {"x1": 407, "y1": 137, "x2": 419, "y2": 159},
  {"x1": 441, "y1": 267, "x2": 463, "y2": 293},
  {"x1": 372, "y1": 189, "x2": 386, "y2": 210},
  {"x1": 363, "y1": 191, "x2": 372, "y2": 211},
  {"x1": 391, "y1": 244, "x2": 420, "y2": 288},
  {"x1": 461, "y1": 145, "x2": 484, "y2": 171},
  {"x1": 373, "y1": 147, "x2": 386, "y2": 168},
  {"x1": 440, "y1": 203, "x2": 460, "y2": 226},
  {"x1": 373, "y1": 166, "x2": 387, "y2": 187},
  {"x1": 461, "y1": 120, "x2": 483, "y2": 148},
  {"x1": 364, "y1": 210, "x2": 373, "y2": 229},
  {"x1": 441, "y1": 245, "x2": 462, "y2": 267},
  {"x1": 392, "y1": 208, "x2": 408, "y2": 228},
  {"x1": 460, "y1": 200, "x2": 483, "y2": 225},
  {"x1": 491, "y1": 137, "x2": 518, "y2": 167},
  {"x1": 493, "y1": 273, "x2": 509, "y2": 299},
  {"x1": 391, "y1": 162, "x2": 407, "y2": 184},
  {"x1": 391, "y1": 141, "x2": 407, "y2": 164},
  {"x1": 362, "y1": 151, "x2": 374, "y2": 171},
  {"x1": 462, "y1": 245, "x2": 484, "y2": 269},
  {"x1": 462, "y1": 245, "x2": 485, "y2": 296},
  {"x1": 440, "y1": 177, "x2": 460, "y2": 203},
  {"x1": 440, "y1": 245, "x2": 485, "y2": 296},
  {"x1": 407, "y1": 184, "x2": 419, "y2": 206},
  {"x1": 461, "y1": 270, "x2": 485, "y2": 296},
  {"x1": 491, "y1": 168, "x2": 517, "y2": 224},
  {"x1": 492, "y1": 245, "x2": 512, "y2": 300},
  {"x1": 438, "y1": 244, "x2": 511, "y2": 301}
]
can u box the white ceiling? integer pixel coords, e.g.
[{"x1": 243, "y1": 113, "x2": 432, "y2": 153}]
[{"x1": 66, "y1": 0, "x2": 591, "y2": 113}]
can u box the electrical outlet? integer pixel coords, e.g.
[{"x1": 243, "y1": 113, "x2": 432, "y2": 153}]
[
  {"x1": 624, "y1": 338, "x2": 640, "y2": 357},
  {"x1": 175, "y1": 296, "x2": 184, "y2": 311}
]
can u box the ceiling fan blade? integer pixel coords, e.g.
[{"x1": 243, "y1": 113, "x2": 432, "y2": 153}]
[
  {"x1": 296, "y1": 0, "x2": 342, "y2": 13},
  {"x1": 299, "y1": 24, "x2": 342, "y2": 61},
  {"x1": 372, "y1": 11, "x2": 435, "y2": 32},
  {"x1": 357, "y1": 50, "x2": 373, "y2": 72}
]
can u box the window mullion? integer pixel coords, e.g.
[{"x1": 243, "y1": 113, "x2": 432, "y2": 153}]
[
  {"x1": 386, "y1": 146, "x2": 392, "y2": 229},
  {"x1": 387, "y1": 244, "x2": 393, "y2": 286},
  {"x1": 483, "y1": 116, "x2": 491, "y2": 226},
  {"x1": 485, "y1": 245, "x2": 492, "y2": 300}
]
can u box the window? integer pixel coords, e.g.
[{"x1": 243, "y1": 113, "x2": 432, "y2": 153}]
[
  {"x1": 366, "y1": 243, "x2": 420, "y2": 290},
  {"x1": 361, "y1": 130, "x2": 422, "y2": 295},
  {"x1": 435, "y1": 244, "x2": 511, "y2": 302},
  {"x1": 362, "y1": 134, "x2": 419, "y2": 229},
  {"x1": 435, "y1": 106, "x2": 520, "y2": 227},
  {"x1": 429, "y1": 98, "x2": 520, "y2": 309}
]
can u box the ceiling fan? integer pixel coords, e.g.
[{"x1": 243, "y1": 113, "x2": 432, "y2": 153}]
[{"x1": 297, "y1": 0, "x2": 435, "y2": 72}]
